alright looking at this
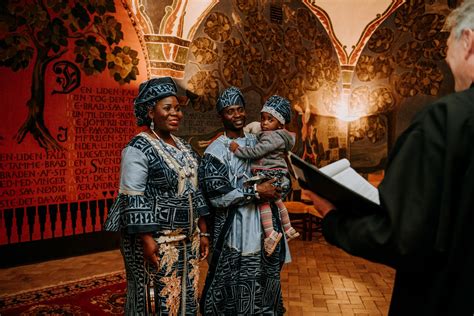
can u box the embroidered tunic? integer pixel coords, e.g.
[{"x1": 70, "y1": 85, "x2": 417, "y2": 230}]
[
  {"x1": 104, "y1": 133, "x2": 209, "y2": 316},
  {"x1": 199, "y1": 133, "x2": 287, "y2": 315}
]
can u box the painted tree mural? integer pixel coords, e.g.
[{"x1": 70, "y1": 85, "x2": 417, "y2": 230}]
[{"x1": 0, "y1": 0, "x2": 139, "y2": 150}]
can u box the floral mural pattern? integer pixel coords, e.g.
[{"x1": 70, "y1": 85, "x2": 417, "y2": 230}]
[
  {"x1": 185, "y1": 2, "x2": 340, "y2": 115},
  {"x1": 181, "y1": 0, "x2": 453, "y2": 170},
  {"x1": 350, "y1": 0, "x2": 451, "y2": 167}
]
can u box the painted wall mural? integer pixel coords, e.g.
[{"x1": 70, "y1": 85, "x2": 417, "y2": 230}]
[
  {"x1": 348, "y1": 0, "x2": 453, "y2": 170},
  {"x1": 0, "y1": 0, "x2": 147, "y2": 245},
  {"x1": 178, "y1": 0, "x2": 347, "y2": 165},
  {"x1": 1, "y1": 0, "x2": 140, "y2": 150},
  {"x1": 0, "y1": 0, "x2": 457, "y2": 248}
]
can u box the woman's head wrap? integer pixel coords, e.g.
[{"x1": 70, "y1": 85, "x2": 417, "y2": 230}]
[
  {"x1": 216, "y1": 86, "x2": 245, "y2": 113},
  {"x1": 261, "y1": 95, "x2": 291, "y2": 124},
  {"x1": 134, "y1": 77, "x2": 178, "y2": 126}
]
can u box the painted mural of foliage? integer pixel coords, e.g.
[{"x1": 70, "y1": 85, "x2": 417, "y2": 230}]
[
  {"x1": 314, "y1": 34, "x2": 333, "y2": 59},
  {"x1": 356, "y1": 56, "x2": 377, "y2": 82},
  {"x1": 317, "y1": 83, "x2": 340, "y2": 114},
  {"x1": 423, "y1": 32, "x2": 449, "y2": 60},
  {"x1": 396, "y1": 41, "x2": 423, "y2": 68},
  {"x1": 369, "y1": 88, "x2": 395, "y2": 113},
  {"x1": 350, "y1": 86, "x2": 370, "y2": 115},
  {"x1": 395, "y1": 72, "x2": 419, "y2": 97},
  {"x1": 350, "y1": 86, "x2": 395, "y2": 116},
  {"x1": 304, "y1": 56, "x2": 324, "y2": 91},
  {"x1": 281, "y1": 75, "x2": 306, "y2": 104},
  {"x1": 355, "y1": 0, "x2": 449, "y2": 106},
  {"x1": 186, "y1": 2, "x2": 340, "y2": 112},
  {"x1": 322, "y1": 59, "x2": 340, "y2": 84},
  {"x1": 268, "y1": 44, "x2": 291, "y2": 77},
  {"x1": 284, "y1": 27, "x2": 303, "y2": 54},
  {"x1": 187, "y1": 71, "x2": 219, "y2": 112},
  {"x1": 248, "y1": 58, "x2": 273, "y2": 89},
  {"x1": 0, "y1": 0, "x2": 139, "y2": 150},
  {"x1": 394, "y1": 0, "x2": 426, "y2": 32},
  {"x1": 190, "y1": 37, "x2": 218, "y2": 64},
  {"x1": 394, "y1": 61, "x2": 443, "y2": 97},
  {"x1": 243, "y1": 12, "x2": 269, "y2": 44},
  {"x1": 204, "y1": 12, "x2": 232, "y2": 42},
  {"x1": 106, "y1": 46, "x2": 139, "y2": 84},
  {"x1": 356, "y1": 54, "x2": 394, "y2": 82},
  {"x1": 235, "y1": 0, "x2": 258, "y2": 15},
  {"x1": 296, "y1": 9, "x2": 318, "y2": 41},
  {"x1": 349, "y1": 116, "x2": 387, "y2": 144},
  {"x1": 367, "y1": 28, "x2": 394, "y2": 53},
  {"x1": 222, "y1": 38, "x2": 244, "y2": 86},
  {"x1": 412, "y1": 13, "x2": 445, "y2": 41},
  {"x1": 414, "y1": 60, "x2": 443, "y2": 95}
]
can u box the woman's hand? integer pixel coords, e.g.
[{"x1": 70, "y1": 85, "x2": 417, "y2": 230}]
[
  {"x1": 200, "y1": 236, "x2": 210, "y2": 261},
  {"x1": 301, "y1": 189, "x2": 336, "y2": 217},
  {"x1": 229, "y1": 141, "x2": 239, "y2": 152},
  {"x1": 140, "y1": 234, "x2": 160, "y2": 268}
]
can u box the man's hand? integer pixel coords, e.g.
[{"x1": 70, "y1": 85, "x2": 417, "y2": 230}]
[
  {"x1": 256, "y1": 178, "x2": 281, "y2": 200},
  {"x1": 140, "y1": 234, "x2": 160, "y2": 268},
  {"x1": 200, "y1": 236, "x2": 210, "y2": 261},
  {"x1": 301, "y1": 190, "x2": 336, "y2": 217},
  {"x1": 229, "y1": 141, "x2": 239, "y2": 152}
]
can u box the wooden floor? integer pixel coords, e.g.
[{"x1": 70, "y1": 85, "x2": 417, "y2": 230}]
[{"x1": 0, "y1": 236, "x2": 395, "y2": 315}]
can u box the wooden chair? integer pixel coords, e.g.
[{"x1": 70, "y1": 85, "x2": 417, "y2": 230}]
[{"x1": 284, "y1": 189, "x2": 323, "y2": 241}]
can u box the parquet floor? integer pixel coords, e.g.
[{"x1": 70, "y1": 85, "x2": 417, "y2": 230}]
[{"x1": 0, "y1": 236, "x2": 395, "y2": 315}]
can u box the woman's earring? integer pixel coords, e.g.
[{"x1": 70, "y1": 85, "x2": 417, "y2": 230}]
[{"x1": 150, "y1": 121, "x2": 155, "y2": 131}]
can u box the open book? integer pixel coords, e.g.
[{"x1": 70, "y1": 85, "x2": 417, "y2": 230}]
[{"x1": 288, "y1": 152, "x2": 381, "y2": 213}]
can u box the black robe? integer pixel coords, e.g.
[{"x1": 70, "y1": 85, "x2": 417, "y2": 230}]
[{"x1": 323, "y1": 87, "x2": 474, "y2": 315}]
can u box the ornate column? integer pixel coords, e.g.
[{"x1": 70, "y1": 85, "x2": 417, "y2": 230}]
[{"x1": 123, "y1": 0, "x2": 218, "y2": 78}]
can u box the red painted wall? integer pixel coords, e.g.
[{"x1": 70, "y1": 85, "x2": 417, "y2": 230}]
[{"x1": 0, "y1": 0, "x2": 147, "y2": 245}]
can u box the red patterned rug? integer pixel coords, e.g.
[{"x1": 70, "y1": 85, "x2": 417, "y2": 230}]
[{"x1": 0, "y1": 271, "x2": 126, "y2": 315}]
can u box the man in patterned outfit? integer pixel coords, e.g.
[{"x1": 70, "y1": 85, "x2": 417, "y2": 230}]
[{"x1": 199, "y1": 87, "x2": 288, "y2": 315}]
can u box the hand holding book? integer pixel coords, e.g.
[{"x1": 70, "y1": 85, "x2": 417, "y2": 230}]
[
  {"x1": 288, "y1": 152, "x2": 381, "y2": 214},
  {"x1": 301, "y1": 189, "x2": 336, "y2": 217}
]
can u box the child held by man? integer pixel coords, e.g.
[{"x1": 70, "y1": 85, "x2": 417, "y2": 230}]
[{"x1": 230, "y1": 95, "x2": 300, "y2": 256}]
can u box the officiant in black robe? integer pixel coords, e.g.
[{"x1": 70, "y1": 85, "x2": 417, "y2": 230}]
[{"x1": 304, "y1": 2, "x2": 474, "y2": 315}]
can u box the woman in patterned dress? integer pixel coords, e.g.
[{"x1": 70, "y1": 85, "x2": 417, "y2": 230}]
[{"x1": 104, "y1": 77, "x2": 210, "y2": 315}]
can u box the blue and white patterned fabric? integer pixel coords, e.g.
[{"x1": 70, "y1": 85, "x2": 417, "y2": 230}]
[
  {"x1": 104, "y1": 133, "x2": 208, "y2": 315},
  {"x1": 134, "y1": 77, "x2": 178, "y2": 126},
  {"x1": 261, "y1": 95, "x2": 291, "y2": 125},
  {"x1": 215, "y1": 86, "x2": 245, "y2": 113},
  {"x1": 199, "y1": 133, "x2": 288, "y2": 315}
]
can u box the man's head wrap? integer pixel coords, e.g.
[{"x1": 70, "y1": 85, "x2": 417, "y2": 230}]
[
  {"x1": 134, "y1": 77, "x2": 178, "y2": 126},
  {"x1": 216, "y1": 86, "x2": 245, "y2": 113},
  {"x1": 261, "y1": 95, "x2": 291, "y2": 125}
]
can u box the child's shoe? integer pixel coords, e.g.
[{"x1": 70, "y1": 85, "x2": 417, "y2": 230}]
[
  {"x1": 264, "y1": 231, "x2": 283, "y2": 256},
  {"x1": 285, "y1": 227, "x2": 300, "y2": 241}
]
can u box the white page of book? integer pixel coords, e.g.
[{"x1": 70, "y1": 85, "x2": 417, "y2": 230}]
[
  {"x1": 330, "y1": 167, "x2": 380, "y2": 205},
  {"x1": 320, "y1": 159, "x2": 350, "y2": 177}
]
